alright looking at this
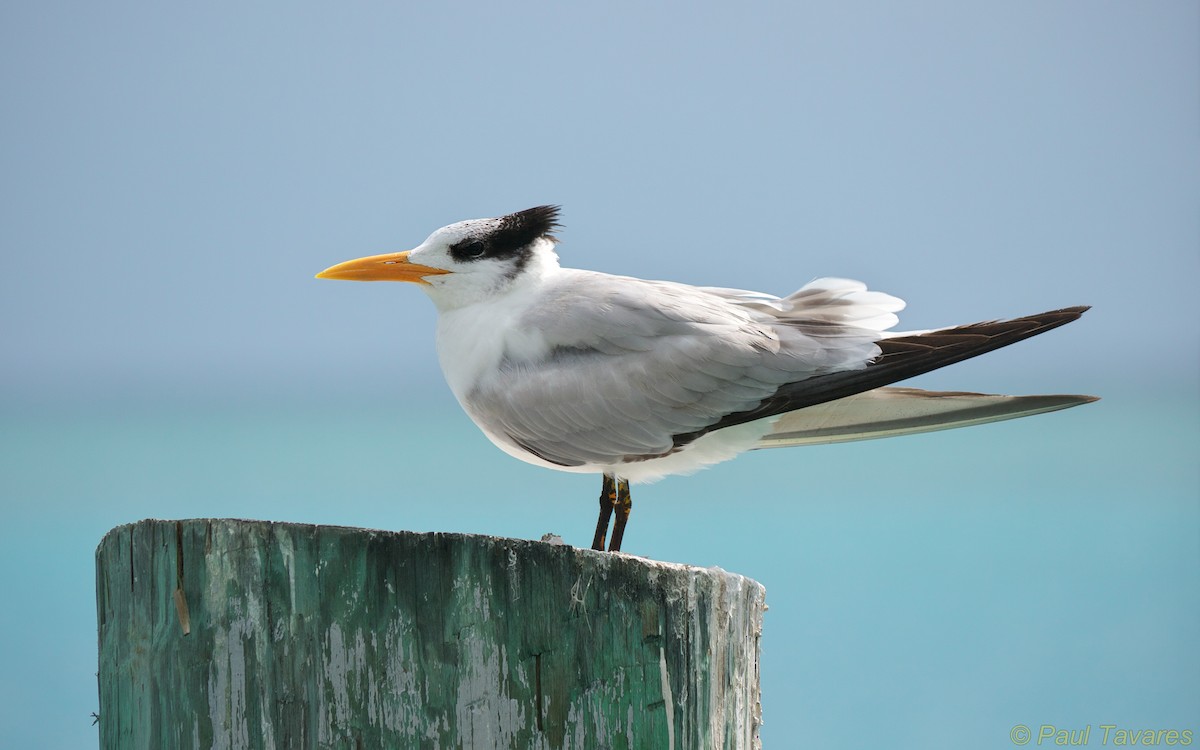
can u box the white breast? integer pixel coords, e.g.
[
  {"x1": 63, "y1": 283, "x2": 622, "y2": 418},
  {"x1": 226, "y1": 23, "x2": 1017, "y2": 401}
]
[{"x1": 434, "y1": 293, "x2": 551, "y2": 401}]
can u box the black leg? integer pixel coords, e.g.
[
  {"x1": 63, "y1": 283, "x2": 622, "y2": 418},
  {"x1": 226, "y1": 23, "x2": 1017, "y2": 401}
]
[
  {"x1": 591, "y1": 474, "x2": 616, "y2": 551},
  {"x1": 607, "y1": 479, "x2": 632, "y2": 552}
]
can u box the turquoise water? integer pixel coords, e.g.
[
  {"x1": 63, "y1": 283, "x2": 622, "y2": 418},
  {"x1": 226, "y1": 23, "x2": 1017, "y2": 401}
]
[{"x1": 1, "y1": 387, "x2": 1196, "y2": 748}]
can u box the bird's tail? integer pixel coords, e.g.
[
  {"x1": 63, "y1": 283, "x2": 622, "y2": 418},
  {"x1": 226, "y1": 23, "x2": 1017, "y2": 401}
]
[{"x1": 755, "y1": 386, "x2": 1097, "y2": 449}]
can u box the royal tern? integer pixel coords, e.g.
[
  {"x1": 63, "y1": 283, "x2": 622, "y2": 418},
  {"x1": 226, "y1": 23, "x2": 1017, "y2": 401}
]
[{"x1": 318, "y1": 206, "x2": 1094, "y2": 551}]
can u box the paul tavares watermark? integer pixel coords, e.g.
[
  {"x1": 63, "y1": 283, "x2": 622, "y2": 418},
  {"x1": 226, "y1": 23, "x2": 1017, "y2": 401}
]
[{"x1": 1010, "y1": 724, "x2": 1194, "y2": 746}]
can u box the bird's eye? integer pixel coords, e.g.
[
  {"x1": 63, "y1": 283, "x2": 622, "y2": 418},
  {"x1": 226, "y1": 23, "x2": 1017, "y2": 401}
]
[{"x1": 458, "y1": 240, "x2": 487, "y2": 259}]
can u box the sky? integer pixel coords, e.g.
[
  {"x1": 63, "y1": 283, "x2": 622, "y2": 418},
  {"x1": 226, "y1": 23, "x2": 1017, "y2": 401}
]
[{"x1": 1, "y1": 2, "x2": 1197, "y2": 748}]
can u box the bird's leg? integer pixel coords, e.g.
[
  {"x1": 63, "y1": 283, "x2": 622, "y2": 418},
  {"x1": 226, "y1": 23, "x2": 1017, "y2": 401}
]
[
  {"x1": 591, "y1": 474, "x2": 616, "y2": 551},
  {"x1": 607, "y1": 478, "x2": 632, "y2": 553}
]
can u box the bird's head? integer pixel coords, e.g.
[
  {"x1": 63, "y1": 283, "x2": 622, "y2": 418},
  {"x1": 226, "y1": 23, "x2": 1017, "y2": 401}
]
[{"x1": 316, "y1": 205, "x2": 563, "y2": 310}]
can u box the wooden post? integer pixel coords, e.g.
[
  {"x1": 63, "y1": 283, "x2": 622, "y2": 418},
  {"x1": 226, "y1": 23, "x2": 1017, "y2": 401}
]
[{"x1": 96, "y1": 519, "x2": 766, "y2": 749}]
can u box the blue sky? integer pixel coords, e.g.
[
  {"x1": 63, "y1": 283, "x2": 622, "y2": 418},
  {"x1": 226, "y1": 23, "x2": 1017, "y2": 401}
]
[
  {"x1": 2, "y1": 2, "x2": 1197, "y2": 747},
  {"x1": 3, "y1": 1, "x2": 1196, "y2": 401}
]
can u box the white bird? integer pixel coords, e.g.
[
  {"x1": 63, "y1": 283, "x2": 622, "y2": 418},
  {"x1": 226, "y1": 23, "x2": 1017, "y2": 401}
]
[{"x1": 317, "y1": 206, "x2": 1094, "y2": 551}]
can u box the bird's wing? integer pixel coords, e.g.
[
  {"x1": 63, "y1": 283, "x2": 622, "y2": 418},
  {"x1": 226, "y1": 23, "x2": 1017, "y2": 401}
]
[
  {"x1": 673, "y1": 304, "x2": 1091, "y2": 444},
  {"x1": 756, "y1": 386, "x2": 1097, "y2": 448},
  {"x1": 464, "y1": 271, "x2": 1089, "y2": 466},
  {"x1": 463, "y1": 273, "x2": 892, "y2": 467}
]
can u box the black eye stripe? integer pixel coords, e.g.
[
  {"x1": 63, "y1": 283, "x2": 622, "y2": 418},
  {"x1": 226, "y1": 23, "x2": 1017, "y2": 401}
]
[
  {"x1": 450, "y1": 239, "x2": 489, "y2": 262},
  {"x1": 447, "y1": 206, "x2": 560, "y2": 267}
]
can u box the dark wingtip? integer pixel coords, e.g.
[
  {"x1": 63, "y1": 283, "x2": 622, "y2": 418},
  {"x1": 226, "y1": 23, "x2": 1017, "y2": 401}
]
[{"x1": 1048, "y1": 305, "x2": 1091, "y2": 317}]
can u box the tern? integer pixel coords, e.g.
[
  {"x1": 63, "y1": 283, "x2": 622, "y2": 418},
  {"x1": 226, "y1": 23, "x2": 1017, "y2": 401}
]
[{"x1": 318, "y1": 206, "x2": 1094, "y2": 552}]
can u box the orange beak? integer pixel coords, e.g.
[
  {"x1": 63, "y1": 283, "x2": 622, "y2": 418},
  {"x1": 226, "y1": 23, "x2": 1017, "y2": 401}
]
[{"x1": 315, "y1": 251, "x2": 452, "y2": 284}]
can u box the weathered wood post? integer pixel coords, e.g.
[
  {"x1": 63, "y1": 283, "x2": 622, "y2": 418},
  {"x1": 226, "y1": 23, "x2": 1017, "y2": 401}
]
[{"x1": 96, "y1": 519, "x2": 766, "y2": 749}]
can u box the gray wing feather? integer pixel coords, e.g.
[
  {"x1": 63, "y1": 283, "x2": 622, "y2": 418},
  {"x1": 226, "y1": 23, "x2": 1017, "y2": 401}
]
[
  {"x1": 757, "y1": 387, "x2": 1098, "y2": 447},
  {"x1": 464, "y1": 272, "x2": 889, "y2": 466}
]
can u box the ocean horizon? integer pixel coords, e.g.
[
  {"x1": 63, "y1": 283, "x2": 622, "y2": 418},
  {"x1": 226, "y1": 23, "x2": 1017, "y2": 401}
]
[{"x1": 2, "y1": 382, "x2": 1195, "y2": 747}]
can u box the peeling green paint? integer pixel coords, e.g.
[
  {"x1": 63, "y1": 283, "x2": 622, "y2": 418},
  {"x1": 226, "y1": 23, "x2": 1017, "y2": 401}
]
[{"x1": 96, "y1": 519, "x2": 765, "y2": 749}]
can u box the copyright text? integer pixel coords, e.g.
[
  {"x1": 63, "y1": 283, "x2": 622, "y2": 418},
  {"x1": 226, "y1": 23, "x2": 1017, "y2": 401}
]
[{"x1": 1010, "y1": 724, "x2": 1194, "y2": 746}]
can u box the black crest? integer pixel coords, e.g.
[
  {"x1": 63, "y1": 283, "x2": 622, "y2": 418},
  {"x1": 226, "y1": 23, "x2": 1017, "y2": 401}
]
[
  {"x1": 499, "y1": 205, "x2": 562, "y2": 245},
  {"x1": 449, "y1": 205, "x2": 562, "y2": 265}
]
